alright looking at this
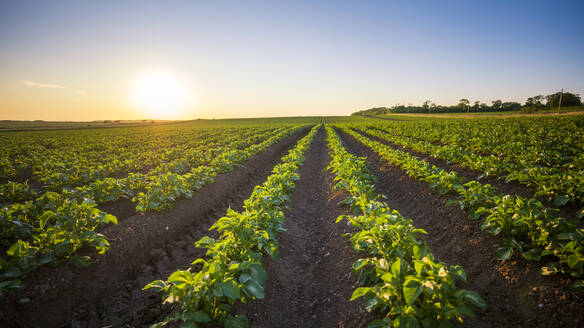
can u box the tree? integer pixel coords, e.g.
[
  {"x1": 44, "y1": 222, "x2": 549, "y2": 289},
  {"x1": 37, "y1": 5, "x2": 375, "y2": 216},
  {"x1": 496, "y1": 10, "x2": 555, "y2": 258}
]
[
  {"x1": 473, "y1": 101, "x2": 480, "y2": 111},
  {"x1": 545, "y1": 92, "x2": 582, "y2": 108},
  {"x1": 491, "y1": 100, "x2": 502, "y2": 111},
  {"x1": 458, "y1": 98, "x2": 470, "y2": 112},
  {"x1": 525, "y1": 95, "x2": 545, "y2": 108},
  {"x1": 422, "y1": 100, "x2": 433, "y2": 113},
  {"x1": 501, "y1": 102, "x2": 521, "y2": 111}
]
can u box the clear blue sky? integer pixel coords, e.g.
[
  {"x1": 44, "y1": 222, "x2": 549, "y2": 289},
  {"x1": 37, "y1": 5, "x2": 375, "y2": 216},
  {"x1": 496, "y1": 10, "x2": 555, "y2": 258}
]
[{"x1": 1, "y1": 0, "x2": 583, "y2": 119}]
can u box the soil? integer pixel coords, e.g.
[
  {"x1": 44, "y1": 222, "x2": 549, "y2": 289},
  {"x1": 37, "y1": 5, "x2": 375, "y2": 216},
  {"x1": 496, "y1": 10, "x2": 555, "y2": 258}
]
[
  {"x1": 0, "y1": 128, "x2": 310, "y2": 328},
  {"x1": 336, "y1": 128, "x2": 584, "y2": 327},
  {"x1": 235, "y1": 127, "x2": 375, "y2": 328}
]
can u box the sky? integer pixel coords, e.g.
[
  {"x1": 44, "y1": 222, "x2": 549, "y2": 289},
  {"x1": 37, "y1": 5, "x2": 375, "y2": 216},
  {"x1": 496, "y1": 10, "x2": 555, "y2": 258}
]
[{"x1": 1, "y1": 0, "x2": 583, "y2": 120}]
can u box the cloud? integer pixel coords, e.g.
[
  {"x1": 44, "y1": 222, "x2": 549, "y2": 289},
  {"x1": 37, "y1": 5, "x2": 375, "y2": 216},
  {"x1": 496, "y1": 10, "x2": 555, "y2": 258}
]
[{"x1": 22, "y1": 80, "x2": 86, "y2": 95}]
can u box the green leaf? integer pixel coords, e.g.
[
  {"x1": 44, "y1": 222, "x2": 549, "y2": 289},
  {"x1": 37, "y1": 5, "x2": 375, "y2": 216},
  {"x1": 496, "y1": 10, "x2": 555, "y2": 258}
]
[
  {"x1": 463, "y1": 290, "x2": 486, "y2": 308},
  {"x1": 103, "y1": 214, "x2": 118, "y2": 224},
  {"x1": 402, "y1": 277, "x2": 422, "y2": 306},
  {"x1": 220, "y1": 279, "x2": 241, "y2": 300},
  {"x1": 350, "y1": 287, "x2": 370, "y2": 301},
  {"x1": 242, "y1": 280, "x2": 264, "y2": 299},
  {"x1": 522, "y1": 248, "x2": 541, "y2": 261},
  {"x1": 70, "y1": 255, "x2": 91, "y2": 268},
  {"x1": 183, "y1": 311, "x2": 211, "y2": 323},
  {"x1": 143, "y1": 280, "x2": 167, "y2": 291},
  {"x1": 496, "y1": 246, "x2": 513, "y2": 260},
  {"x1": 451, "y1": 265, "x2": 467, "y2": 283},
  {"x1": 567, "y1": 254, "x2": 581, "y2": 269},
  {"x1": 224, "y1": 314, "x2": 249, "y2": 328},
  {"x1": 553, "y1": 195, "x2": 570, "y2": 206}
]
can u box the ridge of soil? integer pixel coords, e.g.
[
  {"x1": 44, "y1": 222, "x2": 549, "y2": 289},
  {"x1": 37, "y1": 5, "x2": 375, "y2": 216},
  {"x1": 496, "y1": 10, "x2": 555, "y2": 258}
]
[
  {"x1": 0, "y1": 128, "x2": 310, "y2": 328},
  {"x1": 356, "y1": 127, "x2": 581, "y2": 221},
  {"x1": 337, "y1": 128, "x2": 584, "y2": 328},
  {"x1": 236, "y1": 127, "x2": 375, "y2": 328}
]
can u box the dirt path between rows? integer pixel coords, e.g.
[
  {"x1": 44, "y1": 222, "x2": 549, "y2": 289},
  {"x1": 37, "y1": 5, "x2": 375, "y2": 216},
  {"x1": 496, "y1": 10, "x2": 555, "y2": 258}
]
[
  {"x1": 358, "y1": 127, "x2": 581, "y2": 220},
  {"x1": 337, "y1": 128, "x2": 584, "y2": 327},
  {"x1": 236, "y1": 127, "x2": 374, "y2": 328},
  {"x1": 0, "y1": 128, "x2": 310, "y2": 328}
]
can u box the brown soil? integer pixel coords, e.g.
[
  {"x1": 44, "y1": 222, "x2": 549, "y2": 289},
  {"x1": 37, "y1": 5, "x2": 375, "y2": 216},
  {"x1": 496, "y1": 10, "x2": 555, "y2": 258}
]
[
  {"x1": 337, "y1": 128, "x2": 584, "y2": 327},
  {"x1": 0, "y1": 128, "x2": 310, "y2": 328},
  {"x1": 236, "y1": 127, "x2": 375, "y2": 328},
  {"x1": 357, "y1": 127, "x2": 582, "y2": 221}
]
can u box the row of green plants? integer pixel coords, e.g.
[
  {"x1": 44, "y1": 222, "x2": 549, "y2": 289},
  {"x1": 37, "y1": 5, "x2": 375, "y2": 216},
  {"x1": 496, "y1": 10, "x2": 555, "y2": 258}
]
[
  {"x1": 0, "y1": 126, "x2": 234, "y2": 190},
  {"x1": 0, "y1": 127, "x2": 291, "y2": 249},
  {"x1": 0, "y1": 125, "x2": 306, "y2": 298},
  {"x1": 342, "y1": 126, "x2": 584, "y2": 287},
  {"x1": 326, "y1": 125, "x2": 485, "y2": 327},
  {"x1": 374, "y1": 116, "x2": 584, "y2": 171},
  {"x1": 363, "y1": 123, "x2": 584, "y2": 213},
  {"x1": 144, "y1": 125, "x2": 320, "y2": 327},
  {"x1": 0, "y1": 126, "x2": 282, "y2": 205}
]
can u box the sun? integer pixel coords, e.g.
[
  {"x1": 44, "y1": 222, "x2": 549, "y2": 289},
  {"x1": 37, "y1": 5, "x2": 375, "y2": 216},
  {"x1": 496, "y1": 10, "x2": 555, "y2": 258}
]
[{"x1": 132, "y1": 71, "x2": 188, "y2": 118}]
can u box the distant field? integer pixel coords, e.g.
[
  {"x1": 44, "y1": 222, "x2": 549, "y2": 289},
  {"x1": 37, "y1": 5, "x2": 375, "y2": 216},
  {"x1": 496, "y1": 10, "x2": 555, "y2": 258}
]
[
  {"x1": 0, "y1": 116, "x2": 371, "y2": 132},
  {"x1": 373, "y1": 106, "x2": 584, "y2": 120}
]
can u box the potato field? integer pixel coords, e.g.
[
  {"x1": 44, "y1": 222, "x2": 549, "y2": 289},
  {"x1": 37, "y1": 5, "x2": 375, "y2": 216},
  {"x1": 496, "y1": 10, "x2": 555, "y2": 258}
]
[{"x1": 0, "y1": 115, "x2": 583, "y2": 327}]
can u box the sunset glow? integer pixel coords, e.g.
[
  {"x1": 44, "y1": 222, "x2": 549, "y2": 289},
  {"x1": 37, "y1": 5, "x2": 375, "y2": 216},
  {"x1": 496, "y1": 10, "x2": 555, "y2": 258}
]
[{"x1": 131, "y1": 72, "x2": 188, "y2": 119}]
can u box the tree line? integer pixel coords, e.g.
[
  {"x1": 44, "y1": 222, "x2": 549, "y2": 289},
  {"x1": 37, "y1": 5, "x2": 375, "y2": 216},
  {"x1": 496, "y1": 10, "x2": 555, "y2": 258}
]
[{"x1": 352, "y1": 91, "x2": 582, "y2": 115}]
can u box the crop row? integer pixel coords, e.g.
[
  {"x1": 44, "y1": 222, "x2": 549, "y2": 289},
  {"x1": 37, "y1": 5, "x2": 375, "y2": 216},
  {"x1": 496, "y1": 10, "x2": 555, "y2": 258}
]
[
  {"x1": 145, "y1": 125, "x2": 320, "y2": 327},
  {"x1": 326, "y1": 126, "x2": 484, "y2": 327},
  {"x1": 362, "y1": 123, "x2": 584, "y2": 212},
  {"x1": 0, "y1": 125, "x2": 307, "y2": 297},
  {"x1": 0, "y1": 126, "x2": 229, "y2": 189},
  {"x1": 341, "y1": 126, "x2": 584, "y2": 287},
  {"x1": 375, "y1": 116, "x2": 584, "y2": 171},
  {"x1": 0, "y1": 126, "x2": 282, "y2": 205}
]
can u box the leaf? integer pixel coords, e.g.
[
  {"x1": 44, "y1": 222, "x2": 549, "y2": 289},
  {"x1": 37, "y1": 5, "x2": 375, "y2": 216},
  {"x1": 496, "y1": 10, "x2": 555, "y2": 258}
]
[
  {"x1": 451, "y1": 265, "x2": 467, "y2": 283},
  {"x1": 70, "y1": 255, "x2": 91, "y2": 268},
  {"x1": 350, "y1": 287, "x2": 370, "y2": 301},
  {"x1": 402, "y1": 277, "x2": 422, "y2": 306},
  {"x1": 463, "y1": 290, "x2": 487, "y2": 308},
  {"x1": 183, "y1": 311, "x2": 211, "y2": 323},
  {"x1": 242, "y1": 280, "x2": 264, "y2": 299},
  {"x1": 553, "y1": 195, "x2": 570, "y2": 206},
  {"x1": 239, "y1": 273, "x2": 252, "y2": 284},
  {"x1": 496, "y1": 246, "x2": 513, "y2": 260},
  {"x1": 220, "y1": 279, "x2": 241, "y2": 300},
  {"x1": 224, "y1": 314, "x2": 249, "y2": 328},
  {"x1": 567, "y1": 254, "x2": 580, "y2": 269},
  {"x1": 143, "y1": 280, "x2": 167, "y2": 291},
  {"x1": 103, "y1": 214, "x2": 118, "y2": 224},
  {"x1": 38, "y1": 254, "x2": 57, "y2": 265},
  {"x1": 522, "y1": 248, "x2": 541, "y2": 261},
  {"x1": 541, "y1": 264, "x2": 559, "y2": 276}
]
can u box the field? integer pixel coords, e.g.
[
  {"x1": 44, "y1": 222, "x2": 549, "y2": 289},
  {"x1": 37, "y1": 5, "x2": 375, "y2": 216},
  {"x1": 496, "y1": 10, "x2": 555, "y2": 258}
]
[{"x1": 1, "y1": 115, "x2": 583, "y2": 327}]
